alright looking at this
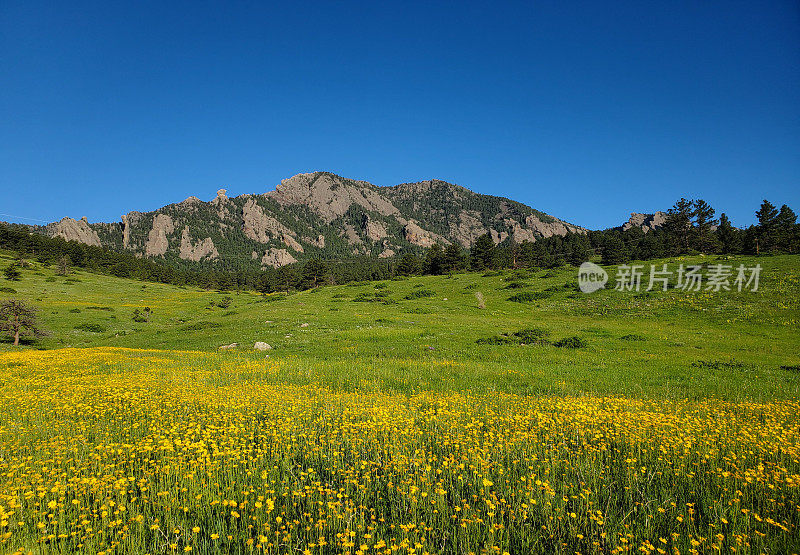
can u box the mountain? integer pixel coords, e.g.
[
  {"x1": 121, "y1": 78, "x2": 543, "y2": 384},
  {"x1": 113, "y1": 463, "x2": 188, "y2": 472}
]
[{"x1": 38, "y1": 172, "x2": 585, "y2": 269}]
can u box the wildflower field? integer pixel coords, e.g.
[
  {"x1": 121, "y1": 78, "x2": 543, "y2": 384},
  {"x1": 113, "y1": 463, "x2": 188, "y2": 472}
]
[
  {"x1": 1, "y1": 254, "x2": 799, "y2": 553},
  {"x1": 1, "y1": 348, "x2": 799, "y2": 554}
]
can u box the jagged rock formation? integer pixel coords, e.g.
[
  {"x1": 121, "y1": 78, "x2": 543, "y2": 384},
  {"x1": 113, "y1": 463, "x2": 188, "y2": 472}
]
[
  {"x1": 45, "y1": 217, "x2": 102, "y2": 247},
  {"x1": 621, "y1": 212, "x2": 668, "y2": 233},
  {"x1": 179, "y1": 227, "x2": 218, "y2": 261},
  {"x1": 403, "y1": 221, "x2": 446, "y2": 248},
  {"x1": 362, "y1": 215, "x2": 387, "y2": 242},
  {"x1": 271, "y1": 173, "x2": 399, "y2": 223},
  {"x1": 38, "y1": 171, "x2": 586, "y2": 268},
  {"x1": 260, "y1": 248, "x2": 296, "y2": 268},
  {"x1": 144, "y1": 214, "x2": 174, "y2": 257},
  {"x1": 524, "y1": 214, "x2": 584, "y2": 237}
]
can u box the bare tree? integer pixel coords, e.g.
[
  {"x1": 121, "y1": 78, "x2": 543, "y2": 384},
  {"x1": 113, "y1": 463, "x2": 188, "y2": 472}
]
[
  {"x1": 0, "y1": 300, "x2": 46, "y2": 346},
  {"x1": 56, "y1": 255, "x2": 71, "y2": 276}
]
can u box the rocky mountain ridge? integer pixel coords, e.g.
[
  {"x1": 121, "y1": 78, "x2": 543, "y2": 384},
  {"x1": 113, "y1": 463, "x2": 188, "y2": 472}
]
[{"x1": 40, "y1": 172, "x2": 586, "y2": 268}]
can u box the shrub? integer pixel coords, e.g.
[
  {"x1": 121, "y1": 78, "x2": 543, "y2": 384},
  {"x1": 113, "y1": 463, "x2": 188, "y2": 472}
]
[
  {"x1": 508, "y1": 291, "x2": 551, "y2": 303},
  {"x1": 4, "y1": 265, "x2": 21, "y2": 281},
  {"x1": 553, "y1": 336, "x2": 587, "y2": 348},
  {"x1": 132, "y1": 308, "x2": 151, "y2": 323},
  {"x1": 74, "y1": 323, "x2": 106, "y2": 333},
  {"x1": 353, "y1": 292, "x2": 383, "y2": 303},
  {"x1": 404, "y1": 289, "x2": 435, "y2": 300},
  {"x1": 0, "y1": 287, "x2": 16, "y2": 293},
  {"x1": 477, "y1": 327, "x2": 551, "y2": 346},
  {"x1": 504, "y1": 281, "x2": 528, "y2": 289},
  {"x1": 620, "y1": 334, "x2": 646, "y2": 341},
  {"x1": 691, "y1": 360, "x2": 745, "y2": 370},
  {"x1": 513, "y1": 327, "x2": 550, "y2": 344},
  {"x1": 476, "y1": 335, "x2": 515, "y2": 345},
  {"x1": 404, "y1": 307, "x2": 432, "y2": 314},
  {"x1": 69, "y1": 308, "x2": 81, "y2": 314}
]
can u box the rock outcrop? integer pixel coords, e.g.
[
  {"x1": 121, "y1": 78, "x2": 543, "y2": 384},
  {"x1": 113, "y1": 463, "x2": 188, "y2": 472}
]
[
  {"x1": 621, "y1": 212, "x2": 668, "y2": 233},
  {"x1": 403, "y1": 221, "x2": 446, "y2": 247},
  {"x1": 45, "y1": 217, "x2": 102, "y2": 247},
  {"x1": 270, "y1": 173, "x2": 400, "y2": 223},
  {"x1": 241, "y1": 197, "x2": 296, "y2": 244},
  {"x1": 282, "y1": 234, "x2": 304, "y2": 252},
  {"x1": 260, "y1": 248, "x2": 297, "y2": 268},
  {"x1": 490, "y1": 229, "x2": 509, "y2": 244},
  {"x1": 449, "y1": 211, "x2": 488, "y2": 248},
  {"x1": 306, "y1": 235, "x2": 325, "y2": 248},
  {"x1": 179, "y1": 227, "x2": 219, "y2": 261},
  {"x1": 524, "y1": 214, "x2": 583, "y2": 238},
  {"x1": 363, "y1": 215, "x2": 387, "y2": 241},
  {"x1": 144, "y1": 214, "x2": 174, "y2": 257}
]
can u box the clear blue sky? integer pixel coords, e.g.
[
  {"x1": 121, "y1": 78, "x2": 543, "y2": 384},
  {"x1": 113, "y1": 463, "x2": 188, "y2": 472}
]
[{"x1": 1, "y1": 1, "x2": 798, "y2": 230}]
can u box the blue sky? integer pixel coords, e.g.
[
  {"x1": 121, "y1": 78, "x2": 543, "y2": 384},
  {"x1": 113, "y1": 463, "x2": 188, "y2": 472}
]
[{"x1": 1, "y1": 1, "x2": 798, "y2": 230}]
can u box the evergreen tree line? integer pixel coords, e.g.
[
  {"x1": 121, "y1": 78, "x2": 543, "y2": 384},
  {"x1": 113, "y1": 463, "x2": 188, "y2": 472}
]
[
  {"x1": 2, "y1": 198, "x2": 797, "y2": 294},
  {"x1": 369, "y1": 198, "x2": 799, "y2": 277}
]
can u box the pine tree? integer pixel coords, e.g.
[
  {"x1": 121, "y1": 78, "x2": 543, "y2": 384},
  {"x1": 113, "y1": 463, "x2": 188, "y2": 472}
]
[
  {"x1": 663, "y1": 198, "x2": 694, "y2": 254},
  {"x1": 442, "y1": 243, "x2": 467, "y2": 273},
  {"x1": 775, "y1": 204, "x2": 798, "y2": 253},
  {"x1": 424, "y1": 244, "x2": 445, "y2": 275},
  {"x1": 567, "y1": 234, "x2": 591, "y2": 266},
  {"x1": 601, "y1": 235, "x2": 627, "y2": 265},
  {"x1": 301, "y1": 260, "x2": 328, "y2": 289},
  {"x1": 470, "y1": 233, "x2": 495, "y2": 270},
  {"x1": 395, "y1": 253, "x2": 421, "y2": 276},
  {"x1": 755, "y1": 200, "x2": 779, "y2": 253},
  {"x1": 275, "y1": 265, "x2": 298, "y2": 293},
  {"x1": 692, "y1": 199, "x2": 717, "y2": 253},
  {"x1": 716, "y1": 213, "x2": 741, "y2": 254}
]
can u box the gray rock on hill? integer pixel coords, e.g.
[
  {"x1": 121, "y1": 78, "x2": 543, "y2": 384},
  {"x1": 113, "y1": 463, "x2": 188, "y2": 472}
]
[
  {"x1": 621, "y1": 212, "x2": 668, "y2": 233},
  {"x1": 45, "y1": 217, "x2": 102, "y2": 247}
]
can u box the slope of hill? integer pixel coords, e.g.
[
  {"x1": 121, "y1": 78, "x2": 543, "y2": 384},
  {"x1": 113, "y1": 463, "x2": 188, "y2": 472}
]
[
  {"x1": 38, "y1": 172, "x2": 585, "y2": 269},
  {"x1": 2, "y1": 249, "x2": 798, "y2": 400}
]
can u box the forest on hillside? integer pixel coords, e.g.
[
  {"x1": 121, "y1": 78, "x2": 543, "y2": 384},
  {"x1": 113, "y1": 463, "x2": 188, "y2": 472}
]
[{"x1": 2, "y1": 198, "x2": 797, "y2": 293}]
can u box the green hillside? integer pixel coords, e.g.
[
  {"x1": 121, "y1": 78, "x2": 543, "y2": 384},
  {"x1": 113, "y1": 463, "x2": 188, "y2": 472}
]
[{"x1": 2, "y1": 250, "x2": 798, "y2": 401}]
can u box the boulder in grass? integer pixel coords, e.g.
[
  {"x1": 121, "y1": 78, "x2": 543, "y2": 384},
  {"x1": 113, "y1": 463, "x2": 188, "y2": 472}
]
[
  {"x1": 219, "y1": 343, "x2": 238, "y2": 350},
  {"x1": 254, "y1": 341, "x2": 272, "y2": 351}
]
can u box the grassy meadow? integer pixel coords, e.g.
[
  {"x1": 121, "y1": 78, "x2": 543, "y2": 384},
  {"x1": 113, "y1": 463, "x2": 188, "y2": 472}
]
[{"x1": 0, "y1": 252, "x2": 799, "y2": 553}]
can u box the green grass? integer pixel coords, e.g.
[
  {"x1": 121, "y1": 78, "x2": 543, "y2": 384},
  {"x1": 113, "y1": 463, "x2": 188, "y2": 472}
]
[
  {"x1": 1, "y1": 251, "x2": 798, "y2": 401},
  {"x1": 1, "y1": 252, "x2": 799, "y2": 553}
]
